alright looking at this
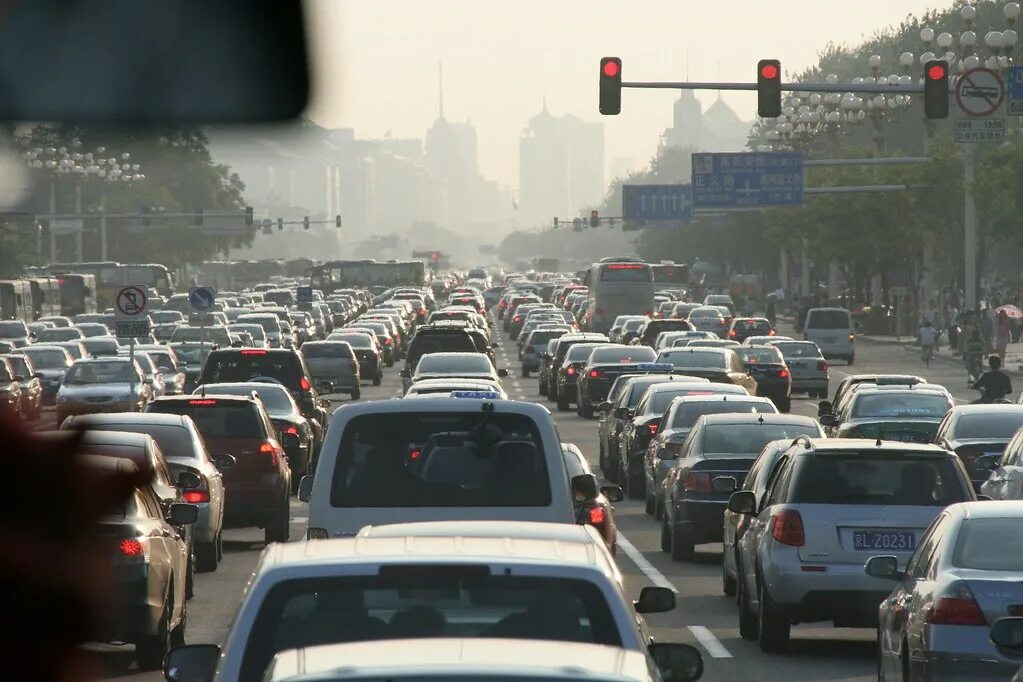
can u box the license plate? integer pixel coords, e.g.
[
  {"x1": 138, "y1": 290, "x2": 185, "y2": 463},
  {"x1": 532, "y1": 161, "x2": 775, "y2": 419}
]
[
  {"x1": 853, "y1": 530, "x2": 915, "y2": 551},
  {"x1": 881, "y1": 431, "x2": 928, "y2": 443}
]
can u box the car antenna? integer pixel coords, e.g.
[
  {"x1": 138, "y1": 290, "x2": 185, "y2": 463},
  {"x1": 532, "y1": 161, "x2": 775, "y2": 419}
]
[
  {"x1": 876, "y1": 437, "x2": 882, "y2": 447},
  {"x1": 758, "y1": 414, "x2": 764, "y2": 423}
]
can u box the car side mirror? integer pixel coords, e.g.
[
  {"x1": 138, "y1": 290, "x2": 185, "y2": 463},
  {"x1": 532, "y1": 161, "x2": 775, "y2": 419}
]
[
  {"x1": 214, "y1": 454, "x2": 236, "y2": 470},
  {"x1": 864, "y1": 555, "x2": 902, "y2": 581},
  {"x1": 498, "y1": 368, "x2": 509, "y2": 378},
  {"x1": 712, "y1": 476, "x2": 737, "y2": 494},
  {"x1": 164, "y1": 643, "x2": 221, "y2": 682},
  {"x1": 648, "y1": 642, "x2": 704, "y2": 682},
  {"x1": 727, "y1": 490, "x2": 756, "y2": 515},
  {"x1": 634, "y1": 586, "x2": 676, "y2": 614},
  {"x1": 613, "y1": 407, "x2": 631, "y2": 420},
  {"x1": 167, "y1": 503, "x2": 198, "y2": 526},
  {"x1": 990, "y1": 617, "x2": 1023, "y2": 650},
  {"x1": 600, "y1": 485, "x2": 624, "y2": 503},
  {"x1": 297, "y1": 475, "x2": 314, "y2": 503},
  {"x1": 177, "y1": 471, "x2": 202, "y2": 490},
  {"x1": 570, "y1": 473, "x2": 599, "y2": 502},
  {"x1": 819, "y1": 413, "x2": 838, "y2": 427}
]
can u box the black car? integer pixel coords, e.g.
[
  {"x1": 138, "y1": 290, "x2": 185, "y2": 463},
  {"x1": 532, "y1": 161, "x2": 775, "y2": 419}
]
[
  {"x1": 933, "y1": 404, "x2": 1023, "y2": 492},
  {"x1": 727, "y1": 317, "x2": 775, "y2": 343},
  {"x1": 599, "y1": 373, "x2": 683, "y2": 482},
  {"x1": 546, "y1": 333, "x2": 609, "y2": 401},
  {"x1": 555, "y1": 343, "x2": 608, "y2": 412},
  {"x1": 635, "y1": 318, "x2": 694, "y2": 347},
  {"x1": 737, "y1": 345, "x2": 792, "y2": 412},
  {"x1": 575, "y1": 347, "x2": 659, "y2": 418}
]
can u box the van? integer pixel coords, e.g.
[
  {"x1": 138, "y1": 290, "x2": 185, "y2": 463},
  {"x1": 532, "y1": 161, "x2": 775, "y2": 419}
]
[{"x1": 802, "y1": 306, "x2": 855, "y2": 364}]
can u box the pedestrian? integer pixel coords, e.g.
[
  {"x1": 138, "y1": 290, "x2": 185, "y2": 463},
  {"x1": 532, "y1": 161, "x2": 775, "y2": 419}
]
[
  {"x1": 765, "y1": 295, "x2": 777, "y2": 327},
  {"x1": 918, "y1": 319, "x2": 937, "y2": 363},
  {"x1": 996, "y1": 309, "x2": 1012, "y2": 362},
  {"x1": 981, "y1": 308, "x2": 996, "y2": 354},
  {"x1": 972, "y1": 354, "x2": 1013, "y2": 403},
  {"x1": 947, "y1": 303, "x2": 959, "y2": 352}
]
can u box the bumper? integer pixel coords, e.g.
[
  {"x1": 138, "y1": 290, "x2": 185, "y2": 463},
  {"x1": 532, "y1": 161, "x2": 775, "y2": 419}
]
[
  {"x1": 357, "y1": 360, "x2": 380, "y2": 378},
  {"x1": 97, "y1": 565, "x2": 157, "y2": 642},
  {"x1": 521, "y1": 355, "x2": 540, "y2": 371},
  {"x1": 763, "y1": 557, "x2": 896, "y2": 626},
  {"x1": 677, "y1": 499, "x2": 727, "y2": 542},
  {"x1": 223, "y1": 481, "x2": 286, "y2": 526},
  {"x1": 312, "y1": 374, "x2": 359, "y2": 391},
  {"x1": 791, "y1": 377, "x2": 828, "y2": 392},
  {"x1": 917, "y1": 628, "x2": 1020, "y2": 681}
]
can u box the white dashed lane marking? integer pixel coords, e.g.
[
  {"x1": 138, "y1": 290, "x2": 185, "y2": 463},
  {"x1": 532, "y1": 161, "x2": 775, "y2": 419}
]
[
  {"x1": 615, "y1": 535, "x2": 677, "y2": 593},
  {"x1": 687, "y1": 626, "x2": 733, "y2": 659}
]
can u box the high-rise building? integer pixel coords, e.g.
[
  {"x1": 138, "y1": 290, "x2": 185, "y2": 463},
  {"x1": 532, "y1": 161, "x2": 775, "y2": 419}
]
[{"x1": 662, "y1": 92, "x2": 750, "y2": 152}]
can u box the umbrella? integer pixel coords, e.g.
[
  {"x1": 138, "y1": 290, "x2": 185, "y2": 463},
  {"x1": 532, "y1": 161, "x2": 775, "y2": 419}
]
[{"x1": 996, "y1": 304, "x2": 1023, "y2": 319}]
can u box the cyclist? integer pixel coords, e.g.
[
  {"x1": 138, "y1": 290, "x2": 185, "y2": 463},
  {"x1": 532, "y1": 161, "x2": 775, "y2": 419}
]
[
  {"x1": 964, "y1": 329, "x2": 986, "y2": 383},
  {"x1": 972, "y1": 355, "x2": 1013, "y2": 404}
]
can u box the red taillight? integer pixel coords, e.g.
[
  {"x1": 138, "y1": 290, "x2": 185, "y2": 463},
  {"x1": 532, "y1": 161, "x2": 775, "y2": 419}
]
[
  {"x1": 588, "y1": 369, "x2": 601, "y2": 378},
  {"x1": 183, "y1": 490, "x2": 209, "y2": 504},
  {"x1": 587, "y1": 506, "x2": 606, "y2": 525},
  {"x1": 119, "y1": 538, "x2": 144, "y2": 556},
  {"x1": 241, "y1": 349, "x2": 267, "y2": 355},
  {"x1": 770, "y1": 510, "x2": 805, "y2": 546},
  {"x1": 259, "y1": 441, "x2": 282, "y2": 466},
  {"x1": 778, "y1": 368, "x2": 790, "y2": 378},
  {"x1": 384, "y1": 338, "x2": 392, "y2": 345},
  {"x1": 419, "y1": 307, "x2": 426, "y2": 315},
  {"x1": 646, "y1": 421, "x2": 660, "y2": 436},
  {"x1": 927, "y1": 583, "x2": 987, "y2": 626},
  {"x1": 683, "y1": 471, "x2": 712, "y2": 492},
  {"x1": 513, "y1": 316, "x2": 522, "y2": 322},
  {"x1": 189, "y1": 399, "x2": 217, "y2": 406},
  {"x1": 565, "y1": 367, "x2": 577, "y2": 375},
  {"x1": 409, "y1": 448, "x2": 422, "y2": 460},
  {"x1": 729, "y1": 330, "x2": 737, "y2": 337},
  {"x1": 300, "y1": 377, "x2": 311, "y2": 391},
  {"x1": 817, "y1": 360, "x2": 829, "y2": 371},
  {"x1": 283, "y1": 426, "x2": 298, "y2": 435}
]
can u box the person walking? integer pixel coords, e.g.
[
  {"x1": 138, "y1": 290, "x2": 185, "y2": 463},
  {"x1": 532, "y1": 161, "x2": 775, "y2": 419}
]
[
  {"x1": 995, "y1": 309, "x2": 1012, "y2": 362},
  {"x1": 918, "y1": 320, "x2": 937, "y2": 365},
  {"x1": 947, "y1": 304, "x2": 959, "y2": 353}
]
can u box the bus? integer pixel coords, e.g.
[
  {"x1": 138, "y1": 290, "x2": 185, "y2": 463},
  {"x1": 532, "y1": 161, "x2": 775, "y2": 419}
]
[
  {"x1": 27, "y1": 277, "x2": 61, "y2": 320},
  {"x1": 309, "y1": 260, "x2": 426, "y2": 293},
  {"x1": 55, "y1": 274, "x2": 97, "y2": 317},
  {"x1": 40, "y1": 262, "x2": 175, "y2": 307},
  {"x1": 585, "y1": 259, "x2": 655, "y2": 334},
  {"x1": 651, "y1": 262, "x2": 690, "y2": 288}
]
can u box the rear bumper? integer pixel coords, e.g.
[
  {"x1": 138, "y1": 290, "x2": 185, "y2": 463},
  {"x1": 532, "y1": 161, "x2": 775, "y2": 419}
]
[
  {"x1": 763, "y1": 559, "x2": 896, "y2": 626},
  {"x1": 223, "y1": 481, "x2": 287, "y2": 526},
  {"x1": 96, "y1": 566, "x2": 157, "y2": 642},
  {"x1": 791, "y1": 377, "x2": 828, "y2": 392},
  {"x1": 677, "y1": 499, "x2": 727, "y2": 542}
]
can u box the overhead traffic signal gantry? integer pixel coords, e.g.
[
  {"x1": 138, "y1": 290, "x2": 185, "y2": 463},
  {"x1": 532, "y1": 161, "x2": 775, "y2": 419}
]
[
  {"x1": 757, "y1": 59, "x2": 782, "y2": 118},
  {"x1": 923, "y1": 60, "x2": 950, "y2": 119},
  {"x1": 589, "y1": 210, "x2": 599, "y2": 228},
  {"x1": 599, "y1": 57, "x2": 622, "y2": 115}
]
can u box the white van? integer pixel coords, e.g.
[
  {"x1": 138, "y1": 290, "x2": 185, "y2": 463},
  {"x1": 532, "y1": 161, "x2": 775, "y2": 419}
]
[
  {"x1": 802, "y1": 307, "x2": 854, "y2": 364},
  {"x1": 301, "y1": 397, "x2": 579, "y2": 538}
]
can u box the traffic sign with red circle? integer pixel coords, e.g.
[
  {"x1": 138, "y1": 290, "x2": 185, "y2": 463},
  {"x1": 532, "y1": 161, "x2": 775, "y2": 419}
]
[
  {"x1": 955, "y1": 67, "x2": 1005, "y2": 117},
  {"x1": 115, "y1": 285, "x2": 148, "y2": 318}
]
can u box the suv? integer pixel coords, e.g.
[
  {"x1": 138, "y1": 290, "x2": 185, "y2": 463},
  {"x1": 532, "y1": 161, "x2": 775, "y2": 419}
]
[
  {"x1": 730, "y1": 437, "x2": 976, "y2": 652},
  {"x1": 145, "y1": 394, "x2": 292, "y2": 544}
]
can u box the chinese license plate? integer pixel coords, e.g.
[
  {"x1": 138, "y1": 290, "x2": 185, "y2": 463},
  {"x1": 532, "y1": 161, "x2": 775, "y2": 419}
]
[
  {"x1": 881, "y1": 431, "x2": 928, "y2": 443},
  {"x1": 853, "y1": 530, "x2": 915, "y2": 551}
]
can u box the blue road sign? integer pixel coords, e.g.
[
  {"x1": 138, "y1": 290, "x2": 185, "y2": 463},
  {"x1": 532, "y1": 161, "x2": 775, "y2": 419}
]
[
  {"x1": 1007, "y1": 66, "x2": 1023, "y2": 116},
  {"x1": 691, "y1": 152, "x2": 804, "y2": 209},
  {"x1": 622, "y1": 185, "x2": 693, "y2": 221},
  {"x1": 296, "y1": 286, "x2": 314, "y2": 303},
  {"x1": 188, "y1": 286, "x2": 216, "y2": 312}
]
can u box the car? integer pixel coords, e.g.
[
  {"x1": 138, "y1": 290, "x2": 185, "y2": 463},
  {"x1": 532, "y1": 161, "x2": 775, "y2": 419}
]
[
  {"x1": 55, "y1": 356, "x2": 153, "y2": 424},
  {"x1": 686, "y1": 338, "x2": 740, "y2": 349},
  {"x1": 22, "y1": 344, "x2": 73, "y2": 403},
  {"x1": 403, "y1": 378, "x2": 508, "y2": 399},
  {"x1": 767, "y1": 340, "x2": 829, "y2": 398},
  {"x1": 0, "y1": 319, "x2": 32, "y2": 347},
  {"x1": 823, "y1": 384, "x2": 955, "y2": 442},
  {"x1": 520, "y1": 327, "x2": 570, "y2": 377},
  {"x1": 654, "y1": 330, "x2": 715, "y2": 351},
  {"x1": 743, "y1": 334, "x2": 794, "y2": 346},
  {"x1": 661, "y1": 412, "x2": 821, "y2": 563},
  {"x1": 38, "y1": 326, "x2": 86, "y2": 343},
  {"x1": 163, "y1": 534, "x2": 685, "y2": 682},
  {"x1": 132, "y1": 350, "x2": 167, "y2": 397},
  {"x1": 145, "y1": 393, "x2": 292, "y2": 544},
  {"x1": 563, "y1": 443, "x2": 623, "y2": 553},
  {"x1": 134, "y1": 344, "x2": 187, "y2": 395},
  {"x1": 61, "y1": 411, "x2": 232, "y2": 572},
  {"x1": 870, "y1": 501, "x2": 1023, "y2": 682},
  {"x1": 408, "y1": 351, "x2": 505, "y2": 392},
  {"x1": 932, "y1": 404, "x2": 1023, "y2": 493},
  {"x1": 82, "y1": 336, "x2": 123, "y2": 357},
  {"x1": 687, "y1": 306, "x2": 729, "y2": 338},
  {"x1": 86, "y1": 455, "x2": 196, "y2": 670},
  {"x1": 301, "y1": 397, "x2": 583, "y2": 539},
  {"x1": 168, "y1": 342, "x2": 215, "y2": 393},
  {"x1": 727, "y1": 317, "x2": 775, "y2": 343},
  {"x1": 76, "y1": 321, "x2": 111, "y2": 338},
  {"x1": 634, "y1": 318, "x2": 694, "y2": 347},
  {"x1": 646, "y1": 395, "x2": 781, "y2": 519},
  {"x1": 802, "y1": 307, "x2": 855, "y2": 364},
  {"x1": 576, "y1": 346, "x2": 658, "y2": 418},
  {"x1": 236, "y1": 313, "x2": 285, "y2": 348},
  {"x1": 820, "y1": 374, "x2": 928, "y2": 419},
  {"x1": 3, "y1": 353, "x2": 43, "y2": 420},
  {"x1": 329, "y1": 331, "x2": 383, "y2": 386},
  {"x1": 299, "y1": 340, "x2": 361, "y2": 400},
  {"x1": 731, "y1": 438, "x2": 976, "y2": 652},
  {"x1": 654, "y1": 347, "x2": 758, "y2": 394},
  {"x1": 703, "y1": 293, "x2": 735, "y2": 315},
  {"x1": 736, "y1": 345, "x2": 791, "y2": 411},
  {"x1": 0, "y1": 356, "x2": 23, "y2": 418},
  {"x1": 612, "y1": 316, "x2": 648, "y2": 344},
  {"x1": 554, "y1": 342, "x2": 608, "y2": 411},
  {"x1": 39, "y1": 315, "x2": 73, "y2": 328}
]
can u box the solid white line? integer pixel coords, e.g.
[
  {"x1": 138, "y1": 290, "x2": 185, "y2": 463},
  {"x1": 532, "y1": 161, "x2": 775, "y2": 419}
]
[
  {"x1": 615, "y1": 535, "x2": 678, "y2": 593},
  {"x1": 687, "y1": 625, "x2": 733, "y2": 659}
]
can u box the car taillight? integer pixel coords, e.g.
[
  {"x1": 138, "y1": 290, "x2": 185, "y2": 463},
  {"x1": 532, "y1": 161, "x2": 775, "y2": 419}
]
[
  {"x1": 587, "y1": 506, "x2": 606, "y2": 525},
  {"x1": 770, "y1": 510, "x2": 805, "y2": 546},
  {"x1": 565, "y1": 367, "x2": 576, "y2": 375},
  {"x1": 300, "y1": 377, "x2": 311, "y2": 391},
  {"x1": 241, "y1": 349, "x2": 267, "y2": 355},
  {"x1": 927, "y1": 582, "x2": 987, "y2": 626},
  {"x1": 778, "y1": 368, "x2": 790, "y2": 378},
  {"x1": 646, "y1": 421, "x2": 660, "y2": 436},
  {"x1": 683, "y1": 471, "x2": 712, "y2": 492},
  {"x1": 283, "y1": 425, "x2": 299, "y2": 435},
  {"x1": 729, "y1": 330, "x2": 737, "y2": 337},
  {"x1": 259, "y1": 441, "x2": 282, "y2": 466},
  {"x1": 183, "y1": 489, "x2": 210, "y2": 504},
  {"x1": 189, "y1": 399, "x2": 217, "y2": 406},
  {"x1": 513, "y1": 316, "x2": 522, "y2": 322},
  {"x1": 119, "y1": 538, "x2": 145, "y2": 557},
  {"x1": 384, "y1": 338, "x2": 392, "y2": 345},
  {"x1": 589, "y1": 369, "x2": 601, "y2": 379},
  {"x1": 817, "y1": 360, "x2": 829, "y2": 371}
]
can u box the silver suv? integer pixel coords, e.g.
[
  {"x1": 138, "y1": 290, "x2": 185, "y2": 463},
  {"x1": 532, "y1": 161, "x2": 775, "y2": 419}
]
[{"x1": 730, "y1": 437, "x2": 975, "y2": 653}]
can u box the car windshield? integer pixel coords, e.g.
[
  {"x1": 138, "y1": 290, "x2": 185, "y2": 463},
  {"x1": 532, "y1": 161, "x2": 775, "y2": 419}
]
[
  {"x1": 64, "y1": 361, "x2": 137, "y2": 384},
  {"x1": 302, "y1": 343, "x2": 354, "y2": 359},
  {"x1": 952, "y1": 518, "x2": 1023, "y2": 570},
  {"x1": 954, "y1": 413, "x2": 1023, "y2": 440},
  {"x1": 239, "y1": 574, "x2": 620, "y2": 681},
  {"x1": 771, "y1": 342, "x2": 821, "y2": 358},
  {"x1": 202, "y1": 353, "x2": 303, "y2": 386},
  {"x1": 587, "y1": 347, "x2": 656, "y2": 364},
  {"x1": 200, "y1": 384, "x2": 296, "y2": 415},
  {"x1": 806, "y1": 310, "x2": 850, "y2": 329},
  {"x1": 657, "y1": 350, "x2": 727, "y2": 369},
  {"x1": 739, "y1": 347, "x2": 784, "y2": 364},
  {"x1": 703, "y1": 423, "x2": 820, "y2": 456},
  {"x1": 670, "y1": 401, "x2": 776, "y2": 428},
  {"x1": 171, "y1": 326, "x2": 230, "y2": 344},
  {"x1": 791, "y1": 454, "x2": 968, "y2": 506},
  {"x1": 851, "y1": 393, "x2": 951, "y2": 419},
  {"x1": 526, "y1": 330, "x2": 567, "y2": 346},
  {"x1": 172, "y1": 345, "x2": 213, "y2": 366},
  {"x1": 25, "y1": 348, "x2": 69, "y2": 368},
  {"x1": 240, "y1": 317, "x2": 281, "y2": 333},
  {"x1": 690, "y1": 308, "x2": 721, "y2": 319},
  {"x1": 0, "y1": 321, "x2": 27, "y2": 337},
  {"x1": 146, "y1": 400, "x2": 262, "y2": 438},
  {"x1": 565, "y1": 344, "x2": 602, "y2": 363},
  {"x1": 416, "y1": 355, "x2": 490, "y2": 374},
  {"x1": 330, "y1": 412, "x2": 549, "y2": 508}
]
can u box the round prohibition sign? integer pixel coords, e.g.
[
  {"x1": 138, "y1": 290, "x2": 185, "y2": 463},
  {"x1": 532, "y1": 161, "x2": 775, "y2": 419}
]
[
  {"x1": 116, "y1": 285, "x2": 148, "y2": 317},
  {"x1": 955, "y1": 67, "x2": 1005, "y2": 117}
]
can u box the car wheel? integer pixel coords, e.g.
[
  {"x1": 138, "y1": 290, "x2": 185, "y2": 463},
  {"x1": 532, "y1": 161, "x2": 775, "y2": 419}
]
[
  {"x1": 644, "y1": 492, "x2": 655, "y2": 515},
  {"x1": 557, "y1": 394, "x2": 571, "y2": 411},
  {"x1": 195, "y1": 538, "x2": 219, "y2": 573},
  {"x1": 757, "y1": 580, "x2": 791, "y2": 653},
  {"x1": 580, "y1": 401, "x2": 594, "y2": 419},
  {"x1": 722, "y1": 564, "x2": 737, "y2": 596},
  {"x1": 350, "y1": 387, "x2": 361, "y2": 400},
  {"x1": 134, "y1": 594, "x2": 172, "y2": 670},
  {"x1": 660, "y1": 516, "x2": 672, "y2": 552},
  {"x1": 372, "y1": 374, "x2": 382, "y2": 386},
  {"x1": 264, "y1": 503, "x2": 290, "y2": 544},
  {"x1": 737, "y1": 567, "x2": 758, "y2": 640},
  {"x1": 670, "y1": 522, "x2": 695, "y2": 561}
]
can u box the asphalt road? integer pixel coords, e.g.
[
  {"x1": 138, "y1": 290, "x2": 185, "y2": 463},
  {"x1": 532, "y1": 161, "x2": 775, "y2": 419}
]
[{"x1": 86, "y1": 321, "x2": 981, "y2": 681}]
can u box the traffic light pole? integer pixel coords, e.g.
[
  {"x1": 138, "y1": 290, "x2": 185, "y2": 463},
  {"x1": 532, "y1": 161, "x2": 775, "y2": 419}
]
[{"x1": 621, "y1": 80, "x2": 930, "y2": 94}]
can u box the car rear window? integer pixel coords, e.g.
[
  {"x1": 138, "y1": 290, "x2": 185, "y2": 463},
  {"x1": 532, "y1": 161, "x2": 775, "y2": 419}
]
[
  {"x1": 302, "y1": 343, "x2": 354, "y2": 359},
  {"x1": 703, "y1": 423, "x2": 820, "y2": 457},
  {"x1": 416, "y1": 355, "x2": 491, "y2": 374},
  {"x1": 25, "y1": 348, "x2": 70, "y2": 368},
  {"x1": 806, "y1": 310, "x2": 851, "y2": 329},
  {"x1": 526, "y1": 330, "x2": 567, "y2": 347},
  {"x1": 146, "y1": 400, "x2": 264, "y2": 439},
  {"x1": 790, "y1": 454, "x2": 969, "y2": 505},
  {"x1": 954, "y1": 413, "x2": 1023, "y2": 440},
  {"x1": 851, "y1": 393, "x2": 951, "y2": 419},
  {"x1": 566, "y1": 344, "x2": 602, "y2": 363},
  {"x1": 201, "y1": 352, "x2": 303, "y2": 387},
  {"x1": 952, "y1": 518, "x2": 1023, "y2": 570},
  {"x1": 670, "y1": 401, "x2": 776, "y2": 428},
  {"x1": 657, "y1": 350, "x2": 727, "y2": 369},
  {"x1": 333, "y1": 334, "x2": 374, "y2": 349},
  {"x1": 771, "y1": 342, "x2": 821, "y2": 358},
  {"x1": 330, "y1": 412, "x2": 549, "y2": 508},
  {"x1": 239, "y1": 574, "x2": 621, "y2": 681},
  {"x1": 735, "y1": 320, "x2": 771, "y2": 332},
  {"x1": 738, "y1": 347, "x2": 784, "y2": 364},
  {"x1": 588, "y1": 347, "x2": 656, "y2": 365}
]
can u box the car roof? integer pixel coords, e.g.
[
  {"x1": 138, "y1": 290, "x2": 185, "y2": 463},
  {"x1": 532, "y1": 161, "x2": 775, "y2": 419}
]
[
  {"x1": 659, "y1": 346, "x2": 732, "y2": 355},
  {"x1": 954, "y1": 500, "x2": 1023, "y2": 519},
  {"x1": 357, "y1": 520, "x2": 597, "y2": 543},
  {"x1": 793, "y1": 437, "x2": 952, "y2": 454},
  {"x1": 670, "y1": 394, "x2": 775, "y2": 406},
  {"x1": 152, "y1": 393, "x2": 257, "y2": 404},
  {"x1": 79, "y1": 430, "x2": 151, "y2": 447},
  {"x1": 645, "y1": 380, "x2": 720, "y2": 393},
  {"x1": 852, "y1": 384, "x2": 950, "y2": 396}
]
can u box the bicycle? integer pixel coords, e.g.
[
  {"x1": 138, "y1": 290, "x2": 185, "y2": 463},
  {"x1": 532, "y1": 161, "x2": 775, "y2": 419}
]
[{"x1": 921, "y1": 344, "x2": 934, "y2": 367}]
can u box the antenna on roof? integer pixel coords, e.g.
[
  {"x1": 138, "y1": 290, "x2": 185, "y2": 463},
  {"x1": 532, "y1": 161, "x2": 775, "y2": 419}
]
[
  {"x1": 758, "y1": 414, "x2": 764, "y2": 423},
  {"x1": 876, "y1": 438, "x2": 883, "y2": 447}
]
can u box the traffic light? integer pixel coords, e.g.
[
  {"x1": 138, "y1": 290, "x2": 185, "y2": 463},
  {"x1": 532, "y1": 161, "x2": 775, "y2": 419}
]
[
  {"x1": 599, "y1": 57, "x2": 622, "y2": 115},
  {"x1": 553, "y1": 217, "x2": 559, "y2": 229},
  {"x1": 757, "y1": 59, "x2": 782, "y2": 118},
  {"x1": 431, "y1": 252, "x2": 439, "y2": 261},
  {"x1": 923, "y1": 60, "x2": 950, "y2": 119},
  {"x1": 277, "y1": 218, "x2": 284, "y2": 231},
  {"x1": 244, "y1": 206, "x2": 254, "y2": 226},
  {"x1": 302, "y1": 216, "x2": 310, "y2": 230},
  {"x1": 589, "y1": 210, "x2": 599, "y2": 228},
  {"x1": 335, "y1": 214, "x2": 342, "y2": 228}
]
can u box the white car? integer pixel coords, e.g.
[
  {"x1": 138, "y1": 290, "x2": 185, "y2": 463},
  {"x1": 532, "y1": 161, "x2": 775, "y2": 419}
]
[
  {"x1": 403, "y1": 378, "x2": 508, "y2": 399},
  {"x1": 162, "y1": 534, "x2": 685, "y2": 682}
]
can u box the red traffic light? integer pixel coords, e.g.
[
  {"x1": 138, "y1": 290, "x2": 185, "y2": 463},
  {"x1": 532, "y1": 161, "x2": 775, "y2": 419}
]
[
  {"x1": 927, "y1": 64, "x2": 947, "y2": 80},
  {"x1": 760, "y1": 63, "x2": 779, "y2": 80},
  {"x1": 431, "y1": 252, "x2": 439, "y2": 261},
  {"x1": 602, "y1": 60, "x2": 620, "y2": 77}
]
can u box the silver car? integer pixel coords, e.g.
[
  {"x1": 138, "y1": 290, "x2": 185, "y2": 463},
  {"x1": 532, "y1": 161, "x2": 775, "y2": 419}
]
[
  {"x1": 300, "y1": 340, "x2": 361, "y2": 399},
  {"x1": 767, "y1": 339, "x2": 829, "y2": 399},
  {"x1": 55, "y1": 356, "x2": 153, "y2": 425},
  {"x1": 687, "y1": 306, "x2": 729, "y2": 338},
  {"x1": 870, "y1": 501, "x2": 1023, "y2": 681},
  {"x1": 135, "y1": 345, "x2": 187, "y2": 395},
  {"x1": 731, "y1": 438, "x2": 975, "y2": 652}
]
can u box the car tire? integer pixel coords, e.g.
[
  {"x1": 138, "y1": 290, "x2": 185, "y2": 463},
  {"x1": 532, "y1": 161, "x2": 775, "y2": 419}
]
[
  {"x1": 722, "y1": 565, "x2": 737, "y2": 596},
  {"x1": 557, "y1": 394, "x2": 571, "y2": 411},
  {"x1": 372, "y1": 374, "x2": 382, "y2": 386},
  {"x1": 737, "y1": 568, "x2": 758, "y2": 640},
  {"x1": 655, "y1": 497, "x2": 664, "y2": 521},
  {"x1": 580, "y1": 401, "x2": 594, "y2": 419},
  {"x1": 660, "y1": 516, "x2": 672, "y2": 552},
  {"x1": 351, "y1": 387, "x2": 361, "y2": 400},
  {"x1": 195, "y1": 538, "x2": 219, "y2": 573},
  {"x1": 670, "y1": 522, "x2": 695, "y2": 561},
  {"x1": 134, "y1": 594, "x2": 172, "y2": 670},
  {"x1": 264, "y1": 503, "x2": 290, "y2": 544},
  {"x1": 521, "y1": 367, "x2": 529, "y2": 378},
  {"x1": 757, "y1": 580, "x2": 790, "y2": 653}
]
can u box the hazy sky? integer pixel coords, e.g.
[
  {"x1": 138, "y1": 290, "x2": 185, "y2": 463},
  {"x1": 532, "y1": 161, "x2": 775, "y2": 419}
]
[{"x1": 306, "y1": 0, "x2": 945, "y2": 191}]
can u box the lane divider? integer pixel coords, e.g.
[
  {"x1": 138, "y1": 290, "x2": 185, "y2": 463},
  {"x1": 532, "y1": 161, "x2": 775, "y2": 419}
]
[
  {"x1": 687, "y1": 625, "x2": 733, "y2": 659},
  {"x1": 615, "y1": 535, "x2": 677, "y2": 593}
]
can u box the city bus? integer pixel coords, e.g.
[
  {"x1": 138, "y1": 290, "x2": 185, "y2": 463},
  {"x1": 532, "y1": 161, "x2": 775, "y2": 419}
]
[
  {"x1": 585, "y1": 258, "x2": 655, "y2": 334},
  {"x1": 41, "y1": 262, "x2": 174, "y2": 308},
  {"x1": 651, "y1": 262, "x2": 691, "y2": 288}
]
